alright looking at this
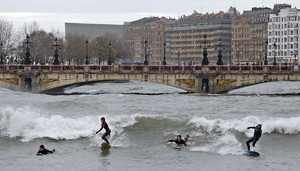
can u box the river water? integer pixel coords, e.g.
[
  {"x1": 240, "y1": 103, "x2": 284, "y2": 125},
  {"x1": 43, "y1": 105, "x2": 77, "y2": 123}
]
[{"x1": 0, "y1": 81, "x2": 300, "y2": 171}]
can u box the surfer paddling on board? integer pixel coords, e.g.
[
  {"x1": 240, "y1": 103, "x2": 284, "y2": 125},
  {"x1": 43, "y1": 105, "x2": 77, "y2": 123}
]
[
  {"x1": 167, "y1": 135, "x2": 189, "y2": 146},
  {"x1": 37, "y1": 145, "x2": 55, "y2": 155},
  {"x1": 96, "y1": 117, "x2": 111, "y2": 144},
  {"x1": 246, "y1": 123, "x2": 262, "y2": 151}
]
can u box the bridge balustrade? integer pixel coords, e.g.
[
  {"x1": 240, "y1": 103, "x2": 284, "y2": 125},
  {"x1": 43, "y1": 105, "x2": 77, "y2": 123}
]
[
  {"x1": 194, "y1": 66, "x2": 202, "y2": 73},
  {"x1": 240, "y1": 66, "x2": 251, "y2": 73},
  {"x1": 51, "y1": 66, "x2": 62, "y2": 72},
  {"x1": 184, "y1": 66, "x2": 193, "y2": 74},
  {"x1": 216, "y1": 66, "x2": 228, "y2": 73},
  {"x1": 62, "y1": 66, "x2": 73, "y2": 73},
  {"x1": 41, "y1": 66, "x2": 50, "y2": 72},
  {"x1": 161, "y1": 66, "x2": 171, "y2": 74},
  {"x1": 31, "y1": 66, "x2": 40, "y2": 70},
  {"x1": 171, "y1": 66, "x2": 183, "y2": 74},
  {"x1": 101, "y1": 66, "x2": 112, "y2": 73},
  {"x1": 89, "y1": 66, "x2": 100, "y2": 73},
  {"x1": 148, "y1": 66, "x2": 160, "y2": 74},
  {"x1": 279, "y1": 65, "x2": 293, "y2": 73},
  {"x1": 120, "y1": 65, "x2": 132, "y2": 74},
  {"x1": 268, "y1": 66, "x2": 279, "y2": 73},
  {"x1": 9, "y1": 66, "x2": 18, "y2": 71},
  {"x1": 252, "y1": 66, "x2": 264, "y2": 73},
  {"x1": 229, "y1": 66, "x2": 240, "y2": 73},
  {"x1": 0, "y1": 65, "x2": 6, "y2": 72},
  {"x1": 18, "y1": 65, "x2": 25, "y2": 70},
  {"x1": 132, "y1": 66, "x2": 143, "y2": 73},
  {"x1": 0, "y1": 64, "x2": 296, "y2": 75}
]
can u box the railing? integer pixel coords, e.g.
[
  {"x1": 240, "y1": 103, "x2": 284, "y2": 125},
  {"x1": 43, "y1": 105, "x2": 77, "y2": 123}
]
[{"x1": 0, "y1": 64, "x2": 295, "y2": 74}]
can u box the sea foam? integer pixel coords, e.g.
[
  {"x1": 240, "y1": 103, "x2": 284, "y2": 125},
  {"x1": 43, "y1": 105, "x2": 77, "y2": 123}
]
[{"x1": 0, "y1": 106, "x2": 140, "y2": 142}]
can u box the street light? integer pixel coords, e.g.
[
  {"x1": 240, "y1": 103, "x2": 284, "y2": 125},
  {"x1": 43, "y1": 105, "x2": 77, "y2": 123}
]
[
  {"x1": 52, "y1": 37, "x2": 61, "y2": 65},
  {"x1": 108, "y1": 42, "x2": 112, "y2": 65},
  {"x1": 273, "y1": 42, "x2": 277, "y2": 65},
  {"x1": 200, "y1": 34, "x2": 209, "y2": 65},
  {"x1": 0, "y1": 42, "x2": 3, "y2": 64},
  {"x1": 23, "y1": 34, "x2": 33, "y2": 64},
  {"x1": 85, "y1": 39, "x2": 89, "y2": 65},
  {"x1": 235, "y1": 49, "x2": 242, "y2": 65},
  {"x1": 162, "y1": 42, "x2": 166, "y2": 65},
  {"x1": 177, "y1": 48, "x2": 181, "y2": 65},
  {"x1": 264, "y1": 40, "x2": 268, "y2": 65},
  {"x1": 144, "y1": 40, "x2": 148, "y2": 65},
  {"x1": 215, "y1": 38, "x2": 225, "y2": 65}
]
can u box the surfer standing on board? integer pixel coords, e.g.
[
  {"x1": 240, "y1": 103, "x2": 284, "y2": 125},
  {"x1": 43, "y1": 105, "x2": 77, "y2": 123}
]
[
  {"x1": 246, "y1": 123, "x2": 262, "y2": 151},
  {"x1": 96, "y1": 117, "x2": 111, "y2": 144},
  {"x1": 167, "y1": 135, "x2": 189, "y2": 146}
]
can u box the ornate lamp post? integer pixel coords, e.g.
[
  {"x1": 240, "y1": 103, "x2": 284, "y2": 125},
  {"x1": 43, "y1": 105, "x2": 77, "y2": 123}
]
[
  {"x1": 177, "y1": 48, "x2": 181, "y2": 65},
  {"x1": 216, "y1": 38, "x2": 225, "y2": 65},
  {"x1": 0, "y1": 42, "x2": 3, "y2": 64},
  {"x1": 144, "y1": 40, "x2": 148, "y2": 65},
  {"x1": 200, "y1": 34, "x2": 209, "y2": 65},
  {"x1": 235, "y1": 49, "x2": 242, "y2": 65},
  {"x1": 162, "y1": 42, "x2": 166, "y2": 65},
  {"x1": 264, "y1": 40, "x2": 268, "y2": 65},
  {"x1": 52, "y1": 37, "x2": 61, "y2": 65},
  {"x1": 273, "y1": 42, "x2": 277, "y2": 65},
  {"x1": 108, "y1": 42, "x2": 112, "y2": 65},
  {"x1": 85, "y1": 39, "x2": 89, "y2": 65},
  {"x1": 23, "y1": 34, "x2": 33, "y2": 64}
]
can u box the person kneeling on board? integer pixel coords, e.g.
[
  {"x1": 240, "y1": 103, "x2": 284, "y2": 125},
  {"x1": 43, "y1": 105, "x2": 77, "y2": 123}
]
[
  {"x1": 246, "y1": 123, "x2": 262, "y2": 151},
  {"x1": 37, "y1": 145, "x2": 55, "y2": 154},
  {"x1": 96, "y1": 117, "x2": 111, "y2": 144},
  {"x1": 167, "y1": 135, "x2": 189, "y2": 146}
]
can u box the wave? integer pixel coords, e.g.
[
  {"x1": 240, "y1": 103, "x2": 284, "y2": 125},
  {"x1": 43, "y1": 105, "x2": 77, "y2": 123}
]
[
  {"x1": 187, "y1": 116, "x2": 300, "y2": 155},
  {"x1": 1, "y1": 106, "x2": 300, "y2": 155},
  {"x1": 0, "y1": 106, "x2": 141, "y2": 142},
  {"x1": 189, "y1": 116, "x2": 300, "y2": 135}
]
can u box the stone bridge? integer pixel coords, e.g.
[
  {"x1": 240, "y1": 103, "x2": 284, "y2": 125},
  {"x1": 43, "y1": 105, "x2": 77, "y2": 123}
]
[{"x1": 0, "y1": 64, "x2": 299, "y2": 94}]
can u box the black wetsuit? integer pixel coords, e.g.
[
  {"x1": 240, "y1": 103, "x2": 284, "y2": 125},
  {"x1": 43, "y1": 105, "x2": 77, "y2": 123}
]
[
  {"x1": 37, "y1": 148, "x2": 54, "y2": 154},
  {"x1": 246, "y1": 126, "x2": 262, "y2": 151},
  {"x1": 97, "y1": 121, "x2": 111, "y2": 144},
  {"x1": 168, "y1": 138, "x2": 187, "y2": 146}
]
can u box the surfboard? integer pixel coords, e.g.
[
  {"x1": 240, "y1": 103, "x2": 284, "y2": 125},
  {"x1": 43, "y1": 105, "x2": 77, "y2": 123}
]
[
  {"x1": 172, "y1": 144, "x2": 184, "y2": 149},
  {"x1": 244, "y1": 150, "x2": 260, "y2": 156},
  {"x1": 101, "y1": 142, "x2": 111, "y2": 148}
]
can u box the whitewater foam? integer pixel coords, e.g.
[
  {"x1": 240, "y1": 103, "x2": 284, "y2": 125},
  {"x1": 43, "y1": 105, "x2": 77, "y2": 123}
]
[
  {"x1": 190, "y1": 134, "x2": 244, "y2": 155},
  {"x1": 0, "y1": 106, "x2": 142, "y2": 142},
  {"x1": 189, "y1": 116, "x2": 300, "y2": 135}
]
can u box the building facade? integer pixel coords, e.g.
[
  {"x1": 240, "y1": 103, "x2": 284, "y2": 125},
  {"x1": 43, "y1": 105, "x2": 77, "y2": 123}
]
[
  {"x1": 123, "y1": 17, "x2": 176, "y2": 65},
  {"x1": 65, "y1": 23, "x2": 123, "y2": 41},
  {"x1": 267, "y1": 7, "x2": 300, "y2": 64},
  {"x1": 165, "y1": 11, "x2": 234, "y2": 65},
  {"x1": 231, "y1": 7, "x2": 273, "y2": 64}
]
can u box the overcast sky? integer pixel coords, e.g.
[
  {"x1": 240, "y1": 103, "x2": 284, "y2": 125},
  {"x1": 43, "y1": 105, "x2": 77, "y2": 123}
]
[{"x1": 0, "y1": 0, "x2": 299, "y2": 32}]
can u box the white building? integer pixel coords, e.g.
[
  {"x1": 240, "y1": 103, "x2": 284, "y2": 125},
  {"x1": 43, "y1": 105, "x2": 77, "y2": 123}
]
[{"x1": 268, "y1": 8, "x2": 300, "y2": 64}]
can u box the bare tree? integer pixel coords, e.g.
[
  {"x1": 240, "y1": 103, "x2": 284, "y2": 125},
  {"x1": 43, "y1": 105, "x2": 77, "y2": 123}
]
[
  {"x1": 0, "y1": 19, "x2": 15, "y2": 63},
  {"x1": 89, "y1": 36, "x2": 116, "y2": 65},
  {"x1": 103, "y1": 33, "x2": 130, "y2": 62},
  {"x1": 65, "y1": 34, "x2": 86, "y2": 64}
]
